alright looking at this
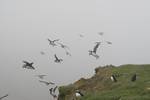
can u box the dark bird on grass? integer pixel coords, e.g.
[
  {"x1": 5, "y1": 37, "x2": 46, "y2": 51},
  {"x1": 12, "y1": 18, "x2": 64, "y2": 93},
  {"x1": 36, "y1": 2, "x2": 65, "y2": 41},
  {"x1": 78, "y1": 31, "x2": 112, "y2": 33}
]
[
  {"x1": 39, "y1": 80, "x2": 55, "y2": 85},
  {"x1": 105, "y1": 41, "x2": 112, "y2": 44},
  {"x1": 54, "y1": 54, "x2": 63, "y2": 63},
  {"x1": 131, "y1": 74, "x2": 136, "y2": 82},
  {"x1": 35, "y1": 75, "x2": 46, "y2": 79},
  {"x1": 47, "y1": 38, "x2": 59, "y2": 46},
  {"x1": 75, "y1": 90, "x2": 84, "y2": 97},
  {"x1": 0, "y1": 94, "x2": 8, "y2": 100},
  {"x1": 98, "y1": 32, "x2": 104, "y2": 36},
  {"x1": 22, "y1": 61, "x2": 35, "y2": 70},
  {"x1": 110, "y1": 75, "x2": 117, "y2": 82},
  {"x1": 57, "y1": 42, "x2": 69, "y2": 49}
]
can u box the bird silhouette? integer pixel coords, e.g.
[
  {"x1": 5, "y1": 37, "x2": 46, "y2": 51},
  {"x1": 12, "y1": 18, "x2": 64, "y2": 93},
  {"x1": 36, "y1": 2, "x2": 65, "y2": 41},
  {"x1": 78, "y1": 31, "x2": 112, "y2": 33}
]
[
  {"x1": 54, "y1": 54, "x2": 63, "y2": 63},
  {"x1": 65, "y1": 51, "x2": 71, "y2": 56},
  {"x1": 89, "y1": 42, "x2": 101, "y2": 54},
  {"x1": 57, "y1": 42, "x2": 69, "y2": 49},
  {"x1": 49, "y1": 88, "x2": 53, "y2": 95},
  {"x1": 105, "y1": 41, "x2": 112, "y2": 44},
  {"x1": 49, "y1": 88, "x2": 58, "y2": 99},
  {"x1": 89, "y1": 42, "x2": 101, "y2": 59},
  {"x1": 98, "y1": 32, "x2": 104, "y2": 36},
  {"x1": 39, "y1": 80, "x2": 55, "y2": 85},
  {"x1": 0, "y1": 94, "x2": 8, "y2": 100},
  {"x1": 47, "y1": 38, "x2": 59, "y2": 46},
  {"x1": 35, "y1": 75, "x2": 46, "y2": 79},
  {"x1": 40, "y1": 51, "x2": 45, "y2": 55},
  {"x1": 93, "y1": 42, "x2": 101, "y2": 54},
  {"x1": 79, "y1": 34, "x2": 84, "y2": 38},
  {"x1": 53, "y1": 86, "x2": 58, "y2": 93},
  {"x1": 131, "y1": 74, "x2": 136, "y2": 82},
  {"x1": 22, "y1": 61, "x2": 35, "y2": 70}
]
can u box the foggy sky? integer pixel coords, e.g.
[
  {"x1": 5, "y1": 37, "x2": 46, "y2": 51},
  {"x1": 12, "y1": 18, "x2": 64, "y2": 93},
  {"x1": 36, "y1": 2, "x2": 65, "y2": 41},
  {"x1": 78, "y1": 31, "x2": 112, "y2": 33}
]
[{"x1": 1, "y1": 0, "x2": 150, "y2": 100}]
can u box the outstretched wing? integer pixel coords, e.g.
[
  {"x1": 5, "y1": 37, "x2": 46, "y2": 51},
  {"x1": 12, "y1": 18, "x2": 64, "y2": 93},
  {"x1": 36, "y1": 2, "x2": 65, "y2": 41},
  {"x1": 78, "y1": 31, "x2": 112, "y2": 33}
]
[
  {"x1": 23, "y1": 61, "x2": 28, "y2": 64},
  {"x1": 91, "y1": 53, "x2": 99, "y2": 59},
  {"x1": 93, "y1": 43, "x2": 100, "y2": 53},
  {"x1": 54, "y1": 54, "x2": 59, "y2": 60},
  {"x1": 22, "y1": 64, "x2": 26, "y2": 68},
  {"x1": 58, "y1": 42, "x2": 69, "y2": 49},
  {"x1": 47, "y1": 38, "x2": 51, "y2": 42},
  {"x1": 98, "y1": 32, "x2": 104, "y2": 36},
  {"x1": 39, "y1": 80, "x2": 46, "y2": 84},
  {"x1": 53, "y1": 86, "x2": 58, "y2": 93},
  {"x1": 66, "y1": 51, "x2": 71, "y2": 56},
  {"x1": 106, "y1": 41, "x2": 112, "y2": 44},
  {"x1": 29, "y1": 66, "x2": 35, "y2": 70},
  {"x1": 79, "y1": 34, "x2": 84, "y2": 37},
  {"x1": 53, "y1": 39, "x2": 59, "y2": 42},
  {"x1": 49, "y1": 88, "x2": 53, "y2": 95},
  {"x1": 0, "y1": 94, "x2": 8, "y2": 100},
  {"x1": 40, "y1": 51, "x2": 45, "y2": 55},
  {"x1": 49, "y1": 81, "x2": 55, "y2": 85},
  {"x1": 37, "y1": 75, "x2": 46, "y2": 79}
]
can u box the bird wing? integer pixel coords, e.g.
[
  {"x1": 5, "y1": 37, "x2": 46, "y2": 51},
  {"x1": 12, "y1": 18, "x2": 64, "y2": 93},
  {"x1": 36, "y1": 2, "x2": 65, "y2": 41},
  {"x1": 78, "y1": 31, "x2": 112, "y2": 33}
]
[
  {"x1": 39, "y1": 80, "x2": 47, "y2": 84},
  {"x1": 93, "y1": 43, "x2": 100, "y2": 53},
  {"x1": 49, "y1": 81, "x2": 55, "y2": 85},
  {"x1": 79, "y1": 34, "x2": 84, "y2": 37},
  {"x1": 40, "y1": 51, "x2": 45, "y2": 55},
  {"x1": 78, "y1": 91, "x2": 84, "y2": 96},
  {"x1": 57, "y1": 42, "x2": 64, "y2": 47},
  {"x1": 54, "y1": 54, "x2": 59, "y2": 60},
  {"x1": 49, "y1": 88, "x2": 53, "y2": 95},
  {"x1": 22, "y1": 64, "x2": 27, "y2": 68},
  {"x1": 53, "y1": 39, "x2": 59, "y2": 42},
  {"x1": 98, "y1": 32, "x2": 104, "y2": 35},
  {"x1": 23, "y1": 61, "x2": 28, "y2": 64},
  {"x1": 47, "y1": 38, "x2": 51, "y2": 42},
  {"x1": 66, "y1": 51, "x2": 71, "y2": 56},
  {"x1": 106, "y1": 41, "x2": 112, "y2": 44},
  {"x1": 53, "y1": 86, "x2": 58, "y2": 93},
  {"x1": 0, "y1": 94, "x2": 8, "y2": 100},
  {"x1": 39, "y1": 75, "x2": 46, "y2": 78},
  {"x1": 29, "y1": 66, "x2": 35, "y2": 70}
]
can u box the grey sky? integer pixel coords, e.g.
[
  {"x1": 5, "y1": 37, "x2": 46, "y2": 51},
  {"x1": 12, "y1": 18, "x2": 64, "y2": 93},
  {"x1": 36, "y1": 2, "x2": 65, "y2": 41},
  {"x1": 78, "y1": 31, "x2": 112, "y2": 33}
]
[{"x1": 0, "y1": 0, "x2": 150, "y2": 100}]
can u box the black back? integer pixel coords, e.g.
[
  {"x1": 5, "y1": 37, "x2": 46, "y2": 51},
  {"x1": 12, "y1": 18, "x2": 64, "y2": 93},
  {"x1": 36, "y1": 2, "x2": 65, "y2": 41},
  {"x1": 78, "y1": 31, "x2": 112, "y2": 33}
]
[
  {"x1": 112, "y1": 75, "x2": 117, "y2": 82},
  {"x1": 131, "y1": 74, "x2": 136, "y2": 82}
]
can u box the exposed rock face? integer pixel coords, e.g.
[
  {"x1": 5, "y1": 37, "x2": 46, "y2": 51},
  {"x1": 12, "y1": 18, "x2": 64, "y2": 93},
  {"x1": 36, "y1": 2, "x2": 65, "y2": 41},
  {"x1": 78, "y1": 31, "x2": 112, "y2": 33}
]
[{"x1": 58, "y1": 65, "x2": 116, "y2": 100}]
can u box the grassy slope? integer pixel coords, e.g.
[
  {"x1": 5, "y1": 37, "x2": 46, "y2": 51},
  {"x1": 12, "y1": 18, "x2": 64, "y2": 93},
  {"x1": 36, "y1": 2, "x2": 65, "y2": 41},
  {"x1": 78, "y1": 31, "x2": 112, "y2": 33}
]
[{"x1": 58, "y1": 64, "x2": 150, "y2": 100}]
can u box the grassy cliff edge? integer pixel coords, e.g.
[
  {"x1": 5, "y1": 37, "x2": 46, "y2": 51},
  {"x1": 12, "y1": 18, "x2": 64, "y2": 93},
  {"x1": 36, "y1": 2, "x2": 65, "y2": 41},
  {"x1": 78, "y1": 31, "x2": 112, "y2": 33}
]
[{"x1": 58, "y1": 64, "x2": 150, "y2": 100}]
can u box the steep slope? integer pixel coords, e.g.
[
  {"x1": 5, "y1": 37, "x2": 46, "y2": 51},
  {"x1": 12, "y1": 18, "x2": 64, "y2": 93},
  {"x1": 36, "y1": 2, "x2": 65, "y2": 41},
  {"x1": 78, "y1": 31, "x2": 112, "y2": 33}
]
[{"x1": 58, "y1": 64, "x2": 150, "y2": 100}]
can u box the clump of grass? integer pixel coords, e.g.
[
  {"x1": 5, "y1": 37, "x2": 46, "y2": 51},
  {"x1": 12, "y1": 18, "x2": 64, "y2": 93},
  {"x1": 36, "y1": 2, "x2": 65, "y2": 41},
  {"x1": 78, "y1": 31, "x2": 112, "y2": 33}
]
[{"x1": 58, "y1": 84, "x2": 74, "y2": 99}]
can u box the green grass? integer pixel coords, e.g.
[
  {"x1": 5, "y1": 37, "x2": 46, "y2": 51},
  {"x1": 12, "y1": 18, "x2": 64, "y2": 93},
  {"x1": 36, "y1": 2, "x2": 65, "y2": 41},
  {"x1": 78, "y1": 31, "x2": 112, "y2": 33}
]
[{"x1": 58, "y1": 64, "x2": 150, "y2": 100}]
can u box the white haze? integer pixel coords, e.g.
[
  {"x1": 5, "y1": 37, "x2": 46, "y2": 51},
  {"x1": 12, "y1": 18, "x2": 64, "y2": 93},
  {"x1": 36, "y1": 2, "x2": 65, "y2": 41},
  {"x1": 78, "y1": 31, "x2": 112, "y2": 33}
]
[{"x1": 0, "y1": 0, "x2": 150, "y2": 100}]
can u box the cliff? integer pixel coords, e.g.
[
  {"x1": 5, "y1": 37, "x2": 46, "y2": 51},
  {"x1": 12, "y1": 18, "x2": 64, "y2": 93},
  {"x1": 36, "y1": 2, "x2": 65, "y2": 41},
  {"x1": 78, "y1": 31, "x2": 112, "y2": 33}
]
[{"x1": 58, "y1": 64, "x2": 150, "y2": 100}]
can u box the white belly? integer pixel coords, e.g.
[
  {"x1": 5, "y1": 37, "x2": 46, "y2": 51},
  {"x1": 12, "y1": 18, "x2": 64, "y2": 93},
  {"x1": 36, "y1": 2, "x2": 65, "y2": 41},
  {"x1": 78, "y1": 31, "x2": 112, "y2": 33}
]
[
  {"x1": 110, "y1": 76, "x2": 114, "y2": 81},
  {"x1": 75, "y1": 93, "x2": 81, "y2": 97}
]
